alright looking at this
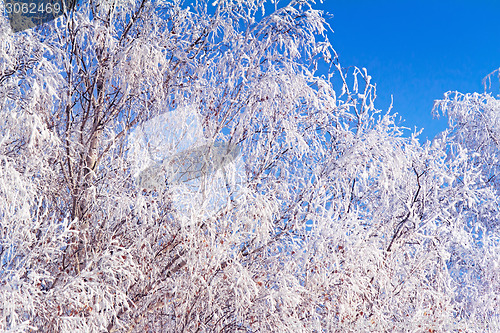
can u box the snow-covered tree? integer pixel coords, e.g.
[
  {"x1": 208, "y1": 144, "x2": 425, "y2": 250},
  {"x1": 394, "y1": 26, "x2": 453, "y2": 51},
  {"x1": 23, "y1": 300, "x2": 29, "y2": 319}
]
[{"x1": 0, "y1": 0, "x2": 498, "y2": 331}]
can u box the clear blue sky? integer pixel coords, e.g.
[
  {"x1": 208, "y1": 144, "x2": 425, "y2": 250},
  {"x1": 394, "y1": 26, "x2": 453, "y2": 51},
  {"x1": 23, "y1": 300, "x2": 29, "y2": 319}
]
[{"x1": 316, "y1": 0, "x2": 500, "y2": 141}]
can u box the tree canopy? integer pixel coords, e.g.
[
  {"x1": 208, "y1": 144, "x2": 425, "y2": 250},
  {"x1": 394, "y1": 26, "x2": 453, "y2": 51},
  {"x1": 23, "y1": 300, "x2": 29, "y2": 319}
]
[{"x1": 0, "y1": 0, "x2": 499, "y2": 332}]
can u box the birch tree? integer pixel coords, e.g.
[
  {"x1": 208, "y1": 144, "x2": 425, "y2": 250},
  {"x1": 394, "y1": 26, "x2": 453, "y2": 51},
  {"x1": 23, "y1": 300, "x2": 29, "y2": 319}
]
[{"x1": 0, "y1": 0, "x2": 499, "y2": 332}]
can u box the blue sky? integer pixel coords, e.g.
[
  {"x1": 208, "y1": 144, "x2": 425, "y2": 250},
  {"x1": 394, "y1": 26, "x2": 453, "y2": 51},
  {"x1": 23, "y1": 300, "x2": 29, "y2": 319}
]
[{"x1": 316, "y1": 0, "x2": 500, "y2": 141}]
